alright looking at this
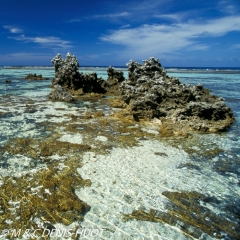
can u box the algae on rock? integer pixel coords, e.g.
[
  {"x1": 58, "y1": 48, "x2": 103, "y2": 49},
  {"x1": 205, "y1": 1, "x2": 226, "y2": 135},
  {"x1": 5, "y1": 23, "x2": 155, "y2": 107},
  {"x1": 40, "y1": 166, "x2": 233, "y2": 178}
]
[
  {"x1": 123, "y1": 191, "x2": 240, "y2": 239},
  {"x1": 0, "y1": 166, "x2": 90, "y2": 238}
]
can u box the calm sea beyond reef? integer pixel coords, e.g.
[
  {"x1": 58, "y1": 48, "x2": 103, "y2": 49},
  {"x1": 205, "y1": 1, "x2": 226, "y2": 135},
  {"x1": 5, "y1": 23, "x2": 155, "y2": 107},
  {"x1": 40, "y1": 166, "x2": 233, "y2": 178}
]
[{"x1": 0, "y1": 67, "x2": 240, "y2": 239}]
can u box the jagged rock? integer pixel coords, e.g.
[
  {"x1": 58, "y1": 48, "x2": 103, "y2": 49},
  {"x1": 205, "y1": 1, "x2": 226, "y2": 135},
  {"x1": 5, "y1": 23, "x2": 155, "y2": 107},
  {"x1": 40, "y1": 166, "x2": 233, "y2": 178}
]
[
  {"x1": 51, "y1": 53, "x2": 108, "y2": 94},
  {"x1": 127, "y1": 57, "x2": 167, "y2": 83},
  {"x1": 118, "y1": 57, "x2": 234, "y2": 132},
  {"x1": 107, "y1": 66, "x2": 125, "y2": 89},
  {"x1": 49, "y1": 84, "x2": 74, "y2": 102},
  {"x1": 24, "y1": 73, "x2": 49, "y2": 80}
]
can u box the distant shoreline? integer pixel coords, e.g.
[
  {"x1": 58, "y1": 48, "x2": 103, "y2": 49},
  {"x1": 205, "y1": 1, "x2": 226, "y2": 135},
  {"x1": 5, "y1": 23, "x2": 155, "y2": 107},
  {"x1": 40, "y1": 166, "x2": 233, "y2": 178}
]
[{"x1": 1, "y1": 66, "x2": 240, "y2": 74}]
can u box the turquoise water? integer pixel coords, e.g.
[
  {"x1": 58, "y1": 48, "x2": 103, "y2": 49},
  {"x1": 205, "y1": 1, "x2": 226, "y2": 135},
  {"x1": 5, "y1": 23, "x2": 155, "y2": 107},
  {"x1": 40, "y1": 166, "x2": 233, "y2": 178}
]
[
  {"x1": 0, "y1": 67, "x2": 240, "y2": 239},
  {"x1": 1, "y1": 67, "x2": 240, "y2": 179},
  {"x1": 169, "y1": 70, "x2": 240, "y2": 175}
]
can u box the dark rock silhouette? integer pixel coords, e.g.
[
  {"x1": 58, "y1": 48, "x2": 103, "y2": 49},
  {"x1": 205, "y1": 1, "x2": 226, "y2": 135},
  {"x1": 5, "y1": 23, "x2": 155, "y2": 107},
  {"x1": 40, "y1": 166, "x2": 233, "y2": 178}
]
[
  {"x1": 107, "y1": 66, "x2": 125, "y2": 90},
  {"x1": 49, "y1": 53, "x2": 234, "y2": 132},
  {"x1": 24, "y1": 73, "x2": 49, "y2": 80},
  {"x1": 117, "y1": 57, "x2": 234, "y2": 132},
  {"x1": 51, "y1": 53, "x2": 108, "y2": 94}
]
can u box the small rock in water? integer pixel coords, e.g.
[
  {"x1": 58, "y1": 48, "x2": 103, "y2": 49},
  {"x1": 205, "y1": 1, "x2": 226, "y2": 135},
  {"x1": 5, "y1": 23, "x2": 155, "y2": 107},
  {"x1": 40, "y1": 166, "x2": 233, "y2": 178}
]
[
  {"x1": 154, "y1": 152, "x2": 168, "y2": 157},
  {"x1": 24, "y1": 73, "x2": 49, "y2": 80}
]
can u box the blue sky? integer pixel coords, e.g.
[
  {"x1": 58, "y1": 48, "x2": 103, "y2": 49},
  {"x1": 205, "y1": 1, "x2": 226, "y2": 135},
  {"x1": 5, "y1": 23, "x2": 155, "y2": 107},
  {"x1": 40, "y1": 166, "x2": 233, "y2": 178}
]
[{"x1": 1, "y1": 0, "x2": 240, "y2": 67}]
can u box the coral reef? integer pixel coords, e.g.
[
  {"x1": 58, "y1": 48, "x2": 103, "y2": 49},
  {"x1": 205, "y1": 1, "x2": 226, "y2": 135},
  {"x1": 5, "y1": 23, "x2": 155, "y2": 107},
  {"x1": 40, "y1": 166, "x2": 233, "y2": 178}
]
[
  {"x1": 24, "y1": 73, "x2": 49, "y2": 80},
  {"x1": 106, "y1": 66, "x2": 125, "y2": 91},
  {"x1": 0, "y1": 132, "x2": 93, "y2": 237},
  {"x1": 49, "y1": 53, "x2": 234, "y2": 133},
  {"x1": 117, "y1": 57, "x2": 234, "y2": 132},
  {"x1": 51, "y1": 53, "x2": 108, "y2": 94},
  {"x1": 0, "y1": 166, "x2": 90, "y2": 238},
  {"x1": 49, "y1": 84, "x2": 74, "y2": 102}
]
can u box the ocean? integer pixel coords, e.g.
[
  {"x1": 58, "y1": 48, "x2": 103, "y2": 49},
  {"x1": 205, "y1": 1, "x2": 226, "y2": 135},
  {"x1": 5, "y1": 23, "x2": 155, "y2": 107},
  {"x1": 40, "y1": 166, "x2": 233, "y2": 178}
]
[{"x1": 0, "y1": 66, "x2": 240, "y2": 239}]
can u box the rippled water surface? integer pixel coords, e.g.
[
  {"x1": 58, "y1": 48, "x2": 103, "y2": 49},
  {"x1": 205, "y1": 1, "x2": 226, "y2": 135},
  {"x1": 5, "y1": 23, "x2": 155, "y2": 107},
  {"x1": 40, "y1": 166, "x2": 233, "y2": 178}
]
[{"x1": 0, "y1": 67, "x2": 240, "y2": 239}]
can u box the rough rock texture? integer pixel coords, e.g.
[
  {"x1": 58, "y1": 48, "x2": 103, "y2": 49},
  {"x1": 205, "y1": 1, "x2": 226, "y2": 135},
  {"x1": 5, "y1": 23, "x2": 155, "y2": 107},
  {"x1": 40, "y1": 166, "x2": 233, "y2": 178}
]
[
  {"x1": 107, "y1": 66, "x2": 125, "y2": 90},
  {"x1": 50, "y1": 53, "x2": 234, "y2": 132},
  {"x1": 118, "y1": 57, "x2": 234, "y2": 132},
  {"x1": 49, "y1": 84, "x2": 74, "y2": 102},
  {"x1": 51, "y1": 53, "x2": 108, "y2": 94},
  {"x1": 24, "y1": 73, "x2": 49, "y2": 80}
]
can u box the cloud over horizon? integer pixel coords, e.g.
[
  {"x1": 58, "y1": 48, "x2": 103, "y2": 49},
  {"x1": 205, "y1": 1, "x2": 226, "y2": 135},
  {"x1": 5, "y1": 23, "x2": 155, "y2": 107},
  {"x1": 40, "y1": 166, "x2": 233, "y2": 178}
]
[
  {"x1": 1, "y1": 0, "x2": 240, "y2": 66},
  {"x1": 9, "y1": 34, "x2": 72, "y2": 49},
  {"x1": 100, "y1": 15, "x2": 240, "y2": 60}
]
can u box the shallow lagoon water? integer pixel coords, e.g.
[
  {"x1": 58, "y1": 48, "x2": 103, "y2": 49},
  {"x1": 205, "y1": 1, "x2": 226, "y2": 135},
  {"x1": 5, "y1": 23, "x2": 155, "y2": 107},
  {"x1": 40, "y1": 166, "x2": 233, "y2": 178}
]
[{"x1": 0, "y1": 67, "x2": 240, "y2": 239}]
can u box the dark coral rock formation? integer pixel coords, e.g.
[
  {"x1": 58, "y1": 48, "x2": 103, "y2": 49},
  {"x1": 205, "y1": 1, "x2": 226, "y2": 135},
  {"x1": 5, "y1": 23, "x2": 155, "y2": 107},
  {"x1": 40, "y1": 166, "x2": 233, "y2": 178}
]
[
  {"x1": 24, "y1": 73, "x2": 49, "y2": 80},
  {"x1": 118, "y1": 57, "x2": 234, "y2": 132},
  {"x1": 107, "y1": 66, "x2": 125, "y2": 90},
  {"x1": 49, "y1": 84, "x2": 74, "y2": 102},
  {"x1": 49, "y1": 53, "x2": 234, "y2": 132},
  {"x1": 51, "y1": 53, "x2": 108, "y2": 94}
]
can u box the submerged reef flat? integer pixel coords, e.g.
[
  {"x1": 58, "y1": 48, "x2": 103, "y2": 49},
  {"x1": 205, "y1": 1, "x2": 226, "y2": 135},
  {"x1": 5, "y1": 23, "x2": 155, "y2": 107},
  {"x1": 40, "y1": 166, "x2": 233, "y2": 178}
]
[
  {"x1": 0, "y1": 93, "x2": 239, "y2": 239},
  {"x1": 0, "y1": 54, "x2": 239, "y2": 239},
  {"x1": 123, "y1": 191, "x2": 240, "y2": 239},
  {"x1": 0, "y1": 166, "x2": 90, "y2": 237}
]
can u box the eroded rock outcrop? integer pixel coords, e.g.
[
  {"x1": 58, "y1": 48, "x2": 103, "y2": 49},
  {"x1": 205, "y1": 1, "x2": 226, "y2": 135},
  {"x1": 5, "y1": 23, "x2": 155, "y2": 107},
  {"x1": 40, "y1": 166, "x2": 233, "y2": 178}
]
[
  {"x1": 51, "y1": 53, "x2": 108, "y2": 98},
  {"x1": 107, "y1": 66, "x2": 125, "y2": 90},
  {"x1": 24, "y1": 73, "x2": 49, "y2": 80},
  {"x1": 49, "y1": 84, "x2": 74, "y2": 102},
  {"x1": 117, "y1": 57, "x2": 234, "y2": 132},
  {"x1": 49, "y1": 53, "x2": 234, "y2": 132}
]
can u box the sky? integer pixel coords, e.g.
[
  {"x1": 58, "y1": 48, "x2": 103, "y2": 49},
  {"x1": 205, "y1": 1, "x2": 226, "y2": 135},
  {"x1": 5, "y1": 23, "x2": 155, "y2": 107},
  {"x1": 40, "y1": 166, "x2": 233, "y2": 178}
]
[{"x1": 0, "y1": 0, "x2": 240, "y2": 67}]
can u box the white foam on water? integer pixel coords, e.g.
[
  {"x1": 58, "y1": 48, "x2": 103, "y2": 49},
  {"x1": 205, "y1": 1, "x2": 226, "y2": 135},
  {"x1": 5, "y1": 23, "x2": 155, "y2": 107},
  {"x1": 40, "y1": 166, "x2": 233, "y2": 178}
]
[
  {"x1": 57, "y1": 133, "x2": 83, "y2": 144},
  {"x1": 20, "y1": 89, "x2": 51, "y2": 98},
  {"x1": 95, "y1": 136, "x2": 108, "y2": 142}
]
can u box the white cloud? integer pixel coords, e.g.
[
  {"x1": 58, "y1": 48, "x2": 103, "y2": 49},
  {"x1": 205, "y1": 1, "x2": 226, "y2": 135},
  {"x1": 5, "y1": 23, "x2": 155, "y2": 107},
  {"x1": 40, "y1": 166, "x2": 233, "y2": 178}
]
[
  {"x1": 100, "y1": 15, "x2": 240, "y2": 59},
  {"x1": 120, "y1": 24, "x2": 131, "y2": 28},
  {"x1": 154, "y1": 13, "x2": 183, "y2": 22},
  {"x1": 69, "y1": 12, "x2": 129, "y2": 22},
  {"x1": 9, "y1": 35, "x2": 72, "y2": 49},
  {"x1": 218, "y1": 0, "x2": 239, "y2": 15},
  {"x1": 89, "y1": 12, "x2": 130, "y2": 19},
  {"x1": 126, "y1": 0, "x2": 169, "y2": 15},
  {"x1": 3, "y1": 25, "x2": 23, "y2": 33},
  {"x1": 4, "y1": 25, "x2": 71, "y2": 49}
]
